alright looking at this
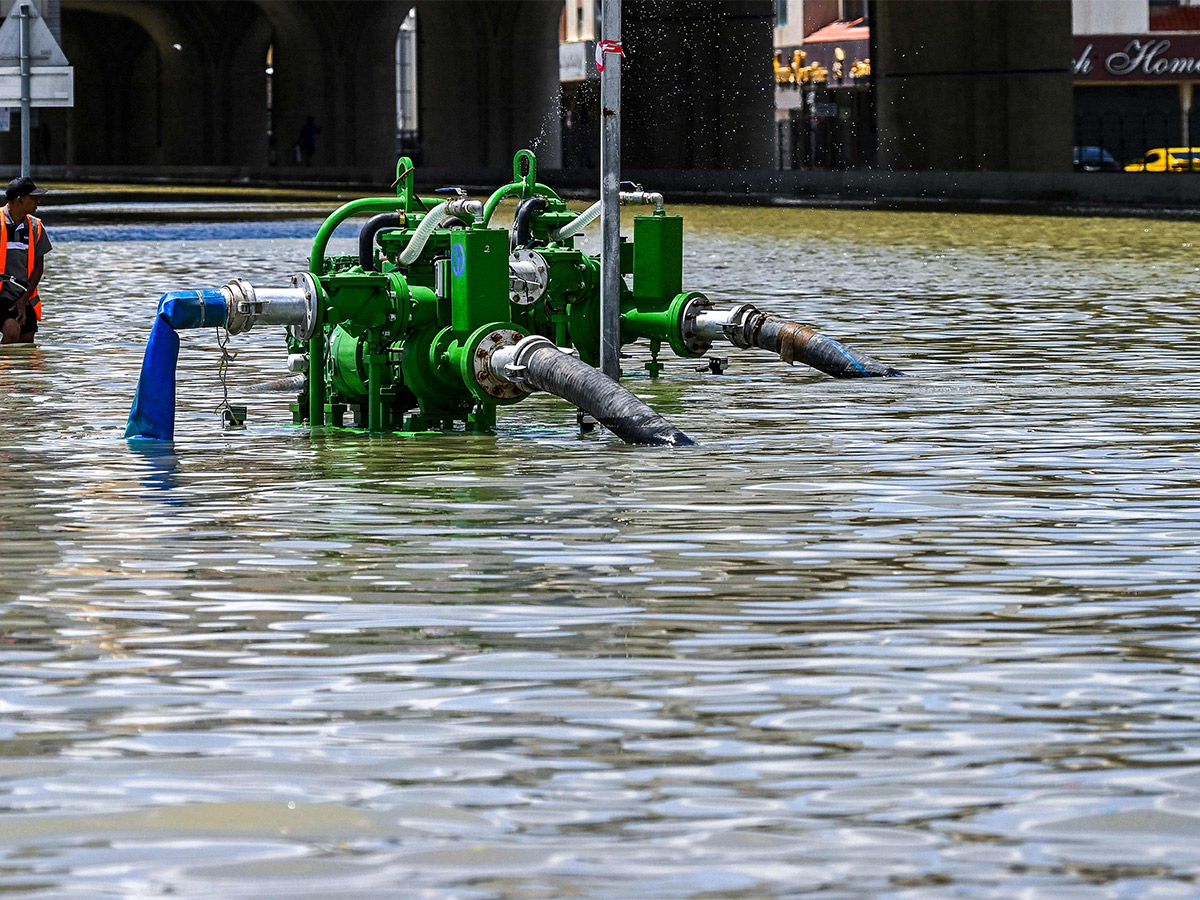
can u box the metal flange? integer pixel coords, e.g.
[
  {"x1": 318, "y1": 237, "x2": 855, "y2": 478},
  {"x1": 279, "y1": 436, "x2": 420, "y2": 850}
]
[
  {"x1": 465, "y1": 326, "x2": 532, "y2": 403},
  {"x1": 509, "y1": 249, "x2": 549, "y2": 306},
  {"x1": 286, "y1": 272, "x2": 320, "y2": 342},
  {"x1": 222, "y1": 278, "x2": 255, "y2": 335},
  {"x1": 667, "y1": 291, "x2": 714, "y2": 358}
]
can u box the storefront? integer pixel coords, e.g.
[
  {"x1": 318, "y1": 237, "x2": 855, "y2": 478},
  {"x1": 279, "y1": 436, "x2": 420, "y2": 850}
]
[
  {"x1": 775, "y1": 18, "x2": 873, "y2": 170},
  {"x1": 1073, "y1": 34, "x2": 1200, "y2": 167}
]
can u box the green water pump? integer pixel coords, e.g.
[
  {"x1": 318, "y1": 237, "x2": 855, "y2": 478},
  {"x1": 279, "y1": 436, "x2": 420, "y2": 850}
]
[{"x1": 126, "y1": 150, "x2": 901, "y2": 446}]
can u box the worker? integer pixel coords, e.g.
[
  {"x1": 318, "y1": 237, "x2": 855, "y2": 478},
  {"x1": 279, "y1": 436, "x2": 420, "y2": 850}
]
[{"x1": 0, "y1": 176, "x2": 51, "y2": 345}]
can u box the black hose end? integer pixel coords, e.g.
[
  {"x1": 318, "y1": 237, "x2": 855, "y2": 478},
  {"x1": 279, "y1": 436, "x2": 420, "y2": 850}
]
[
  {"x1": 594, "y1": 414, "x2": 696, "y2": 447},
  {"x1": 649, "y1": 431, "x2": 697, "y2": 447}
]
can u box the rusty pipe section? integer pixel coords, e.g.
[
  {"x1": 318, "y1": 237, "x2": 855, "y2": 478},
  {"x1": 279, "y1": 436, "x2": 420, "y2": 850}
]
[{"x1": 692, "y1": 303, "x2": 903, "y2": 378}]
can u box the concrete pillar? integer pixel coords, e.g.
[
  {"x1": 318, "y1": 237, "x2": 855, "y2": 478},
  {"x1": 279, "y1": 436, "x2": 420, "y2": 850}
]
[
  {"x1": 259, "y1": 1, "x2": 330, "y2": 170},
  {"x1": 418, "y1": 0, "x2": 562, "y2": 174},
  {"x1": 343, "y1": 1, "x2": 416, "y2": 178},
  {"x1": 57, "y1": 4, "x2": 162, "y2": 165},
  {"x1": 623, "y1": 1, "x2": 774, "y2": 170},
  {"x1": 873, "y1": 0, "x2": 1072, "y2": 171},
  {"x1": 209, "y1": 7, "x2": 272, "y2": 168}
]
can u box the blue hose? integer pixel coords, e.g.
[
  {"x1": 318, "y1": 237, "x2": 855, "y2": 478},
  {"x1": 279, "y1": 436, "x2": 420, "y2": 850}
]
[{"x1": 125, "y1": 289, "x2": 228, "y2": 440}]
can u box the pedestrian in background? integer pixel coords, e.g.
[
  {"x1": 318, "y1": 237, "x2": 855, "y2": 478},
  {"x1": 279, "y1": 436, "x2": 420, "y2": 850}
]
[
  {"x1": 295, "y1": 115, "x2": 321, "y2": 167},
  {"x1": 0, "y1": 176, "x2": 51, "y2": 345}
]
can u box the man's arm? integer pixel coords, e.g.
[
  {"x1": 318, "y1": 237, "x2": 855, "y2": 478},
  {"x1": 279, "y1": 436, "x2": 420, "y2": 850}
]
[{"x1": 13, "y1": 258, "x2": 43, "y2": 326}]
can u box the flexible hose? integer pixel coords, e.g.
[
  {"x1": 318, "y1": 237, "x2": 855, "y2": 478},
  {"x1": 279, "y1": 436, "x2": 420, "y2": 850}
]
[
  {"x1": 751, "y1": 314, "x2": 903, "y2": 378},
  {"x1": 494, "y1": 337, "x2": 694, "y2": 446},
  {"x1": 125, "y1": 289, "x2": 229, "y2": 440},
  {"x1": 551, "y1": 201, "x2": 601, "y2": 242},
  {"x1": 398, "y1": 201, "x2": 450, "y2": 265},
  {"x1": 550, "y1": 190, "x2": 666, "y2": 243},
  {"x1": 244, "y1": 373, "x2": 308, "y2": 394},
  {"x1": 359, "y1": 213, "x2": 402, "y2": 271},
  {"x1": 514, "y1": 196, "x2": 548, "y2": 247}
]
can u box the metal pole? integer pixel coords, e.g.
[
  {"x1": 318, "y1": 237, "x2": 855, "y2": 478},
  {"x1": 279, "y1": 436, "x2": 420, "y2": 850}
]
[
  {"x1": 598, "y1": 0, "x2": 621, "y2": 381},
  {"x1": 18, "y1": 1, "x2": 31, "y2": 177},
  {"x1": 1181, "y1": 82, "x2": 1193, "y2": 160}
]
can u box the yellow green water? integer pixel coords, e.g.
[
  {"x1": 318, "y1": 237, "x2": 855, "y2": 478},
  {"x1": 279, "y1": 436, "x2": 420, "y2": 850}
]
[{"x1": 2, "y1": 206, "x2": 1200, "y2": 897}]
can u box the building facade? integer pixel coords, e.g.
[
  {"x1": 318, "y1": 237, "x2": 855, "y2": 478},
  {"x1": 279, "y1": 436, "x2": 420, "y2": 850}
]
[
  {"x1": 773, "y1": 0, "x2": 872, "y2": 170},
  {"x1": 1073, "y1": 0, "x2": 1200, "y2": 167}
]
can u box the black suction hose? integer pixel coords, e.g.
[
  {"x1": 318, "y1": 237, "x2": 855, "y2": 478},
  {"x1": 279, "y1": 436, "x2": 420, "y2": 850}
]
[
  {"x1": 513, "y1": 196, "x2": 548, "y2": 247},
  {"x1": 359, "y1": 213, "x2": 403, "y2": 271},
  {"x1": 503, "y1": 338, "x2": 694, "y2": 446}
]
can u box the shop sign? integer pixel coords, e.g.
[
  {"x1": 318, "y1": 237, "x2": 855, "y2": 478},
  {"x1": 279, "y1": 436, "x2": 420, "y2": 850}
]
[{"x1": 1074, "y1": 35, "x2": 1200, "y2": 82}]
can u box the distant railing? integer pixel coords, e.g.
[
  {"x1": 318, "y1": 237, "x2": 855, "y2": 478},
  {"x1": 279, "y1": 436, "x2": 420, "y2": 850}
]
[
  {"x1": 1073, "y1": 111, "x2": 1200, "y2": 170},
  {"x1": 776, "y1": 91, "x2": 874, "y2": 171}
]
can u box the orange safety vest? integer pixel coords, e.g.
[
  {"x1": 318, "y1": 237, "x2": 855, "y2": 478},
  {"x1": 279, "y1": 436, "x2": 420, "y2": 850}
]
[{"x1": 0, "y1": 213, "x2": 43, "y2": 320}]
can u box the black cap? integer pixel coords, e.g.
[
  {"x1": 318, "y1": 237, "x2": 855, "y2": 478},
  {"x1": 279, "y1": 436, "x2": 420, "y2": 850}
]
[{"x1": 5, "y1": 176, "x2": 47, "y2": 202}]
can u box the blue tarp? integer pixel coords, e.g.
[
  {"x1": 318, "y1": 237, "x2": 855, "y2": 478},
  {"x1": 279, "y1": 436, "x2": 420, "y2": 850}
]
[{"x1": 125, "y1": 289, "x2": 228, "y2": 441}]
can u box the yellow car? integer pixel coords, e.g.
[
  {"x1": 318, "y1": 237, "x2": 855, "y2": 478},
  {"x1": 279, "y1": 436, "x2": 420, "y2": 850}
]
[{"x1": 1123, "y1": 148, "x2": 1200, "y2": 172}]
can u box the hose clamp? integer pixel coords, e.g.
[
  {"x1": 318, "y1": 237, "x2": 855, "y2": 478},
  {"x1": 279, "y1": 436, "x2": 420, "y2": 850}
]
[
  {"x1": 222, "y1": 278, "x2": 255, "y2": 335},
  {"x1": 723, "y1": 303, "x2": 760, "y2": 349}
]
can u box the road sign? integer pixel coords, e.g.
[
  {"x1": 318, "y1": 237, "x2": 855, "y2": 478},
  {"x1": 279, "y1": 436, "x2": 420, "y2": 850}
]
[
  {"x1": 0, "y1": 6, "x2": 67, "y2": 65},
  {"x1": 0, "y1": 4, "x2": 72, "y2": 107},
  {"x1": 0, "y1": 64, "x2": 69, "y2": 105}
]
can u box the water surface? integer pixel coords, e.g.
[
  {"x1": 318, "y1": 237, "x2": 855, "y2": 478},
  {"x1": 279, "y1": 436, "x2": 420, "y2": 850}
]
[{"x1": 2, "y1": 206, "x2": 1200, "y2": 898}]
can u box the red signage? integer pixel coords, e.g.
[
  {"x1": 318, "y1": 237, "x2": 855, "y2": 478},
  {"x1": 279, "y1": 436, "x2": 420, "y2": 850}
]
[{"x1": 1074, "y1": 35, "x2": 1200, "y2": 82}]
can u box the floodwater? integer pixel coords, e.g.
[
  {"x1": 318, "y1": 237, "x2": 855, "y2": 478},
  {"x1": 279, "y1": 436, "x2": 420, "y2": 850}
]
[{"x1": 3, "y1": 204, "x2": 1200, "y2": 898}]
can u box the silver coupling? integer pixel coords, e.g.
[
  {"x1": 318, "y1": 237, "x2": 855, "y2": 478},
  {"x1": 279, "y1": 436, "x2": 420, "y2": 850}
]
[{"x1": 220, "y1": 274, "x2": 319, "y2": 341}]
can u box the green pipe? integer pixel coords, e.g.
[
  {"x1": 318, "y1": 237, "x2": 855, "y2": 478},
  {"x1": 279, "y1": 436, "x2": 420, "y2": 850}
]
[
  {"x1": 368, "y1": 351, "x2": 385, "y2": 432},
  {"x1": 481, "y1": 182, "x2": 564, "y2": 227},
  {"x1": 481, "y1": 183, "x2": 522, "y2": 227},
  {"x1": 308, "y1": 329, "x2": 325, "y2": 428},
  {"x1": 310, "y1": 197, "x2": 411, "y2": 277},
  {"x1": 619, "y1": 305, "x2": 672, "y2": 344}
]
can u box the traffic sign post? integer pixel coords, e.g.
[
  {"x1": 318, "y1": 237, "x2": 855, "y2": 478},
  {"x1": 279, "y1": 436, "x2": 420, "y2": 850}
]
[{"x1": 0, "y1": 1, "x2": 73, "y2": 175}]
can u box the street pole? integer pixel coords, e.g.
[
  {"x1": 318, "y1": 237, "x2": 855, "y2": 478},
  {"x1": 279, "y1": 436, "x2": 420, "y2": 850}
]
[
  {"x1": 599, "y1": 0, "x2": 621, "y2": 381},
  {"x1": 18, "y1": 1, "x2": 31, "y2": 177},
  {"x1": 1181, "y1": 82, "x2": 1193, "y2": 161}
]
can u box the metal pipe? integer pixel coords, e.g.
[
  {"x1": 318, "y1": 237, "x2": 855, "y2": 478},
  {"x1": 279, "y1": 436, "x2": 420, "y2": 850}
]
[
  {"x1": 481, "y1": 183, "x2": 522, "y2": 227},
  {"x1": 599, "y1": 0, "x2": 622, "y2": 381},
  {"x1": 552, "y1": 190, "x2": 664, "y2": 243},
  {"x1": 18, "y1": 2, "x2": 31, "y2": 177},
  {"x1": 444, "y1": 197, "x2": 483, "y2": 223},
  {"x1": 308, "y1": 329, "x2": 325, "y2": 427},
  {"x1": 310, "y1": 197, "x2": 408, "y2": 277},
  {"x1": 221, "y1": 279, "x2": 315, "y2": 337},
  {"x1": 491, "y1": 336, "x2": 693, "y2": 446},
  {"x1": 481, "y1": 182, "x2": 563, "y2": 227}
]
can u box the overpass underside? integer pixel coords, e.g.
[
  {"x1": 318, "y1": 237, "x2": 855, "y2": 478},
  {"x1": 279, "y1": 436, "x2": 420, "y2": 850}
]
[{"x1": 1, "y1": 0, "x2": 1072, "y2": 190}]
